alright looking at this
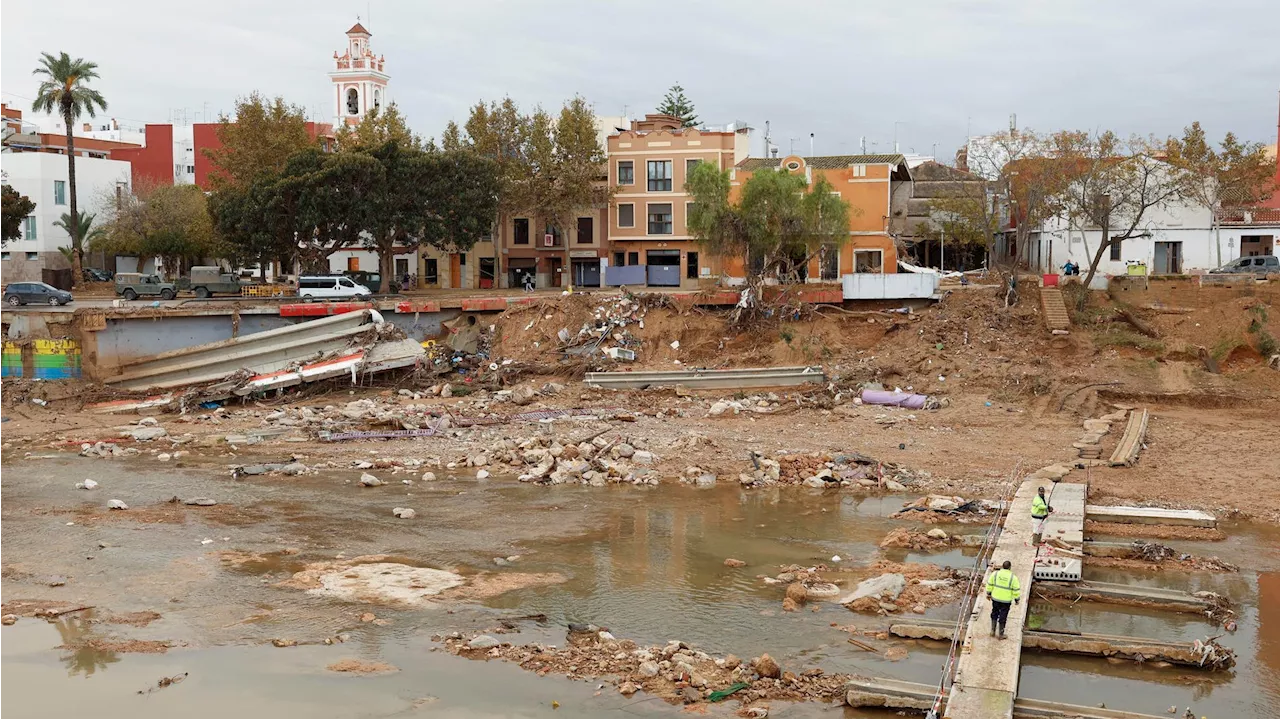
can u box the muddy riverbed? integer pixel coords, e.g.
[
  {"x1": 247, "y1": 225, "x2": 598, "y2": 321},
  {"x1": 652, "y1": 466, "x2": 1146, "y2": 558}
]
[{"x1": 3, "y1": 454, "x2": 1279, "y2": 717}]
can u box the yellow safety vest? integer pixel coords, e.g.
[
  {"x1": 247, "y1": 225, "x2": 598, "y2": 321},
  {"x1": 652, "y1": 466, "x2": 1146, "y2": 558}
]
[
  {"x1": 986, "y1": 568, "x2": 1021, "y2": 603},
  {"x1": 1031, "y1": 495, "x2": 1049, "y2": 519}
]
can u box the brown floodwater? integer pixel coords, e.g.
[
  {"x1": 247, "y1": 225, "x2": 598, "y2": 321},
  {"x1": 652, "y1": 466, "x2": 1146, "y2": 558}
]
[{"x1": 2, "y1": 454, "x2": 1278, "y2": 717}]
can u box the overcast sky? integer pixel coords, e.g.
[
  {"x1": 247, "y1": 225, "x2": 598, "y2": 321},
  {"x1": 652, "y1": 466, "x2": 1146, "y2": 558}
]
[{"x1": 4, "y1": 0, "x2": 1278, "y2": 160}]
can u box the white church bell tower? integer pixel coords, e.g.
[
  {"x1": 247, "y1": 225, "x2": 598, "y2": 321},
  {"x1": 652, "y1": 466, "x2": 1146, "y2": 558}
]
[{"x1": 329, "y1": 20, "x2": 389, "y2": 127}]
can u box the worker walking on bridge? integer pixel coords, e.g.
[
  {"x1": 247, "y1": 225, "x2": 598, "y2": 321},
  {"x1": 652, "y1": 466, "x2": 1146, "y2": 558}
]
[
  {"x1": 1031, "y1": 486, "x2": 1053, "y2": 545},
  {"x1": 986, "y1": 560, "x2": 1021, "y2": 639}
]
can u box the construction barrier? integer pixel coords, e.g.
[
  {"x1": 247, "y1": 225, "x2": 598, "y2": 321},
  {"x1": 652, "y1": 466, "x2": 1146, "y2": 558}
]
[
  {"x1": 2, "y1": 339, "x2": 83, "y2": 379},
  {"x1": 241, "y1": 284, "x2": 296, "y2": 298}
]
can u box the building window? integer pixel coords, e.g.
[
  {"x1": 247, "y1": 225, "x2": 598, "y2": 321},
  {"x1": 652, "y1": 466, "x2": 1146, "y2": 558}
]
[
  {"x1": 459, "y1": 252, "x2": 466, "y2": 265},
  {"x1": 23, "y1": 216, "x2": 37, "y2": 240},
  {"x1": 617, "y1": 160, "x2": 634, "y2": 185},
  {"x1": 820, "y1": 244, "x2": 839, "y2": 280},
  {"x1": 687, "y1": 251, "x2": 699, "y2": 279},
  {"x1": 613, "y1": 251, "x2": 626, "y2": 266},
  {"x1": 513, "y1": 217, "x2": 530, "y2": 245},
  {"x1": 628, "y1": 251, "x2": 639, "y2": 266},
  {"x1": 544, "y1": 223, "x2": 562, "y2": 247},
  {"x1": 617, "y1": 203, "x2": 634, "y2": 228},
  {"x1": 1110, "y1": 239, "x2": 1121, "y2": 261},
  {"x1": 685, "y1": 158, "x2": 702, "y2": 178},
  {"x1": 424, "y1": 258, "x2": 439, "y2": 284},
  {"x1": 373, "y1": 89, "x2": 381, "y2": 110},
  {"x1": 576, "y1": 217, "x2": 593, "y2": 244},
  {"x1": 647, "y1": 160, "x2": 672, "y2": 192},
  {"x1": 1, "y1": 252, "x2": 9, "y2": 261},
  {"x1": 26, "y1": 252, "x2": 38, "y2": 261},
  {"x1": 54, "y1": 180, "x2": 66, "y2": 205},
  {"x1": 647, "y1": 203, "x2": 673, "y2": 235},
  {"x1": 851, "y1": 165, "x2": 867, "y2": 177},
  {"x1": 186, "y1": 165, "x2": 195, "y2": 173},
  {"x1": 346, "y1": 88, "x2": 359, "y2": 115}
]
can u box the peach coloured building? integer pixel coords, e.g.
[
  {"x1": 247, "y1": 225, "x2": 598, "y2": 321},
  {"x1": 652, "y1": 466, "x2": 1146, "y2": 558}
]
[
  {"x1": 606, "y1": 114, "x2": 751, "y2": 288},
  {"x1": 732, "y1": 154, "x2": 913, "y2": 281}
]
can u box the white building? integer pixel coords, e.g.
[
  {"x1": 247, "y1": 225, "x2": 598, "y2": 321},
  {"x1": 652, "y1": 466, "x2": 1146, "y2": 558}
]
[
  {"x1": 1, "y1": 152, "x2": 131, "y2": 283},
  {"x1": 1024, "y1": 199, "x2": 1279, "y2": 284}
]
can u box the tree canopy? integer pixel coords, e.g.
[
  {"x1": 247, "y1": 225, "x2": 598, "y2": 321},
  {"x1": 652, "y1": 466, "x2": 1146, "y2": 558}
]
[
  {"x1": 685, "y1": 162, "x2": 851, "y2": 284},
  {"x1": 2, "y1": 185, "x2": 36, "y2": 245},
  {"x1": 656, "y1": 84, "x2": 698, "y2": 128},
  {"x1": 205, "y1": 93, "x2": 316, "y2": 189},
  {"x1": 98, "y1": 183, "x2": 219, "y2": 277}
]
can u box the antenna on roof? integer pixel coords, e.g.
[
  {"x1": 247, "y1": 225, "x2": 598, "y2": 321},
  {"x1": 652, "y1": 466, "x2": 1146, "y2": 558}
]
[
  {"x1": 809, "y1": 132, "x2": 814, "y2": 158},
  {"x1": 860, "y1": 136, "x2": 866, "y2": 154}
]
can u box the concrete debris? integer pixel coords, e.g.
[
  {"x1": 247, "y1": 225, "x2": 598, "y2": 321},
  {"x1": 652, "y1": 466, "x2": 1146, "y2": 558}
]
[
  {"x1": 76, "y1": 479, "x2": 99, "y2": 490},
  {"x1": 183, "y1": 497, "x2": 218, "y2": 506},
  {"x1": 122, "y1": 426, "x2": 169, "y2": 441},
  {"x1": 80, "y1": 442, "x2": 139, "y2": 458},
  {"x1": 359, "y1": 473, "x2": 384, "y2": 487},
  {"x1": 107, "y1": 499, "x2": 129, "y2": 510},
  {"x1": 840, "y1": 573, "x2": 907, "y2": 604},
  {"x1": 392, "y1": 507, "x2": 416, "y2": 519}
]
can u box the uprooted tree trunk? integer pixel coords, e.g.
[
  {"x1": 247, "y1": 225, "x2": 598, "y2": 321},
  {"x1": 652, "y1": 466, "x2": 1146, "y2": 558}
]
[{"x1": 1115, "y1": 307, "x2": 1159, "y2": 338}]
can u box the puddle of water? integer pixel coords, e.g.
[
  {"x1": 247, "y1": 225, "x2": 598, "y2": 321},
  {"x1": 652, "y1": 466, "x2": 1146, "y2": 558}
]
[{"x1": 5, "y1": 457, "x2": 1279, "y2": 717}]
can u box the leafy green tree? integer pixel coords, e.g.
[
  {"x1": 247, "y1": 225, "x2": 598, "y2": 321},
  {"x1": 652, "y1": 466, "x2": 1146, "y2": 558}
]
[
  {"x1": 32, "y1": 51, "x2": 108, "y2": 287},
  {"x1": 205, "y1": 92, "x2": 314, "y2": 189},
  {"x1": 2, "y1": 185, "x2": 36, "y2": 245},
  {"x1": 656, "y1": 84, "x2": 698, "y2": 127},
  {"x1": 99, "y1": 184, "x2": 219, "y2": 277},
  {"x1": 335, "y1": 104, "x2": 419, "y2": 152},
  {"x1": 1166, "y1": 122, "x2": 1277, "y2": 266},
  {"x1": 686, "y1": 162, "x2": 850, "y2": 287}
]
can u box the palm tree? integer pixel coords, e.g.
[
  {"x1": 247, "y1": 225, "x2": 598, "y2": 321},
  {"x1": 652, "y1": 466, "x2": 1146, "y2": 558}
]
[
  {"x1": 32, "y1": 52, "x2": 108, "y2": 290},
  {"x1": 54, "y1": 212, "x2": 103, "y2": 275}
]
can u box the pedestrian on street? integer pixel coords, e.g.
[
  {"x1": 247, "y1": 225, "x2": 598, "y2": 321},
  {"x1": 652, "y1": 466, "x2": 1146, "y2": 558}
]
[
  {"x1": 1032, "y1": 486, "x2": 1053, "y2": 544},
  {"x1": 523, "y1": 272, "x2": 535, "y2": 293},
  {"x1": 986, "y1": 560, "x2": 1021, "y2": 639}
]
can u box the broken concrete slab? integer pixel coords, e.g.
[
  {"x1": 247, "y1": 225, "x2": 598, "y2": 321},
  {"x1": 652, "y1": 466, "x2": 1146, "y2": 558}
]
[{"x1": 840, "y1": 573, "x2": 906, "y2": 604}]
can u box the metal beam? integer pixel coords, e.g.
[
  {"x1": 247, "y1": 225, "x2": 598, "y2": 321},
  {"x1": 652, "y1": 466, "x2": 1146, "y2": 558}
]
[{"x1": 584, "y1": 365, "x2": 825, "y2": 390}]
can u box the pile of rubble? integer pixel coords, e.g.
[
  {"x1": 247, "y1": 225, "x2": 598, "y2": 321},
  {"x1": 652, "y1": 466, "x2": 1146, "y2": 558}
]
[
  {"x1": 470, "y1": 432, "x2": 661, "y2": 486},
  {"x1": 438, "y1": 626, "x2": 849, "y2": 708},
  {"x1": 838, "y1": 561, "x2": 964, "y2": 614},
  {"x1": 757, "y1": 564, "x2": 844, "y2": 612},
  {"x1": 890, "y1": 495, "x2": 999, "y2": 523},
  {"x1": 739, "y1": 451, "x2": 927, "y2": 490},
  {"x1": 878, "y1": 526, "x2": 966, "y2": 550}
]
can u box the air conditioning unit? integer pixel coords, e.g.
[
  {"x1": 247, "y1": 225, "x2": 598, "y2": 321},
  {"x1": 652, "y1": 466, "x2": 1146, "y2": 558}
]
[{"x1": 543, "y1": 234, "x2": 554, "y2": 247}]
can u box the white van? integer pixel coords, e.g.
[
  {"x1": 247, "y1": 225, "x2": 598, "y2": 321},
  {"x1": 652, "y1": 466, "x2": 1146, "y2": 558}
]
[{"x1": 297, "y1": 275, "x2": 371, "y2": 300}]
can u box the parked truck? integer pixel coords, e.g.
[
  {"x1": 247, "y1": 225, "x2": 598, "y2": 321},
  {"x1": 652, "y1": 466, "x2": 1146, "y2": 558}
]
[
  {"x1": 115, "y1": 273, "x2": 177, "y2": 301},
  {"x1": 178, "y1": 266, "x2": 244, "y2": 298}
]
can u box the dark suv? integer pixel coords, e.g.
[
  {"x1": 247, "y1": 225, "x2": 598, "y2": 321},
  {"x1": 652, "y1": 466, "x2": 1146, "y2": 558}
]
[{"x1": 4, "y1": 282, "x2": 74, "y2": 306}]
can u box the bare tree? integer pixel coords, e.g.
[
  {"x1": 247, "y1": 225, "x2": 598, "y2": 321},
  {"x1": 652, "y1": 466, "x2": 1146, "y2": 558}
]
[{"x1": 1053, "y1": 132, "x2": 1188, "y2": 294}]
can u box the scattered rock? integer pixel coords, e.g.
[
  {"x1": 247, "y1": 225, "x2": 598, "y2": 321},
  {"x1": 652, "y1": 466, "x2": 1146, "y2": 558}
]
[
  {"x1": 137, "y1": 417, "x2": 159, "y2": 427},
  {"x1": 884, "y1": 479, "x2": 908, "y2": 492},
  {"x1": 157, "y1": 453, "x2": 172, "y2": 462},
  {"x1": 1, "y1": 614, "x2": 16, "y2": 626},
  {"x1": 183, "y1": 497, "x2": 217, "y2": 506},
  {"x1": 723, "y1": 654, "x2": 741, "y2": 669},
  {"x1": 926, "y1": 528, "x2": 949, "y2": 540},
  {"x1": 754, "y1": 653, "x2": 781, "y2": 679},
  {"x1": 679, "y1": 686, "x2": 702, "y2": 703},
  {"x1": 392, "y1": 507, "x2": 416, "y2": 519},
  {"x1": 781, "y1": 597, "x2": 799, "y2": 612},
  {"x1": 618, "y1": 681, "x2": 638, "y2": 696},
  {"x1": 327, "y1": 659, "x2": 399, "y2": 674},
  {"x1": 468, "y1": 635, "x2": 501, "y2": 650},
  {"x1": 637, "y1": 660, "x2": 660, "y2": 678},
  {"x1": 723, "y1": 558, "x2": 747, "y2": 568},
  {"x1": 359, "y1": 473, "x2": 383, "y2": 487},
  {"x1": 280, "y1": 462, "x2": 309, "y2": 476},
  {"x1": 510, "y1": 386, "x2": 536, "y2": 405},
  {"x1": 421, "y1": 472, "x2": 437, "y2": 481},
  {"x1": 695, "y1": 473, "x2": 717, "y2": 488},
  {"x1": 107, "y1": 499, "x2": 129, "y2": 510},
  {"x1": 77, "y1": 479, "x2": 99, "y2": 490},
  {"x1": 885, "y1": 646, "x2": 909, "y2": 661},
  {"x1": 476, "y1": 469, "x2": 490, "y2": 480},
  {"x1": 271, "y1": 638, "x2": 297, "y2": 648},
  {"x1": 785, "y1": 582, "x2": 808, "y2": 604},
  {"x1": 124, "y1": 426, "x2": 168, "y2": 441}
]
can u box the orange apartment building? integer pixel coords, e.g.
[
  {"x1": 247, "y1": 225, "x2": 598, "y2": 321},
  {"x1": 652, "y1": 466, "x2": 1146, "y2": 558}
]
[
  {"x1": 732, "y1": 154, "x2": 913, "y2": 280},
  {"x1": 606, "y1": 114, "x2": 751, "y2": 288}
]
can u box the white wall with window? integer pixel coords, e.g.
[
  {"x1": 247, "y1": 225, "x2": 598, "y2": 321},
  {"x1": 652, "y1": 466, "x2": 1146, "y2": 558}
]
[{"x1": 1, "y1": 152, "x2": 131, "y2": 281}]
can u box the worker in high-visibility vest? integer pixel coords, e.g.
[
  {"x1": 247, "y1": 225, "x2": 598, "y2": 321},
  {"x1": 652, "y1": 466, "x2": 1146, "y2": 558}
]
[
  {"x1": 985, "y1": 560, "x2": 1021, "y2": 639},
  {"x1": 1031, "y1": 486, "x2": 1053, "y2": 545}
]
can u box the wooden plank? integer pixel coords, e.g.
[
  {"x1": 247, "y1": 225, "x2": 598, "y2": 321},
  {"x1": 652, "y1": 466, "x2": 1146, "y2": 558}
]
[
  {"x1": 1108, "y1": 409, "x2": 1149, "y2": 466},
  {"x1": 1085, "y1": 505, "x2": 1217, "y2": 528}
]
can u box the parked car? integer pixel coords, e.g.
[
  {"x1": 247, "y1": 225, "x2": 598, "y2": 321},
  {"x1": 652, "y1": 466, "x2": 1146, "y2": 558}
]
[
  {"x1": 1210, "y1": 255, "x2": 1280, "y2": 275},
  {"x1": 83, "y1": 267, "x2": 114, "y2": 282},
  {"x1": 297, "y1": 275, "x2": 371, "y2": 300},
  {"x1": 4, "y1": 281, "x2": 74, "y2": 307},
  {"x1": 177, "y1": 266, "x2": 243, "y2": 298},
  {"x1": 115, "y1": 273, "x2": 177, "y2": 301}
]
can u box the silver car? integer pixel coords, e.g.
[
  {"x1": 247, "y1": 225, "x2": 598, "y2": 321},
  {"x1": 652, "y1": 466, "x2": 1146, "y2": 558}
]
[{"x1": 1210, "y1": 255, "x2": 1279, "y2": 275}]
